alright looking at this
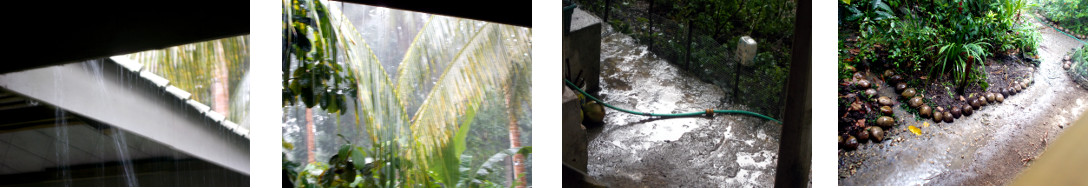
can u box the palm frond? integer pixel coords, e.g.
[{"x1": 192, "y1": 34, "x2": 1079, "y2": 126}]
[
  {"x1": 394, "y1": 16, "x2": 486, "y2": 116},
  {"x1": 329, "y1": 4, "x2": 410, "y2": 144},
  {"x1": 406, "y1": 23, "x2": 531, "y2": 186}
]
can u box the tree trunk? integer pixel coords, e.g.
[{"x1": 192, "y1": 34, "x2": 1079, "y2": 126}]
[
  {"x1": 306, "y1": 108, "x2": 315, "y2": 163},
  {"x1": 959, "y1": 58, "x2": 973, "y2": 95},
  {"x1": 505, "y1": 80, "x2": 526, "y2": 188},
  {"x1": 214, "y1": 41, "x2": 231, "y2": 116}
]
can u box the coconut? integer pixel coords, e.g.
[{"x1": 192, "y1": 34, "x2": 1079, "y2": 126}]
[
  {"x1": 865, "y1": 88, "x2": 878, "y2": 98},
  {"x1": 857, "y1": 128, "x2": 870, "y2": 141},
  {"x1": 880, "y1": 106, "x2": 894, "y2": 115},
  {"x1": 890, "y1": 75, "x2": 904, "y2": 83},
  {"x1": 962, "y1": 104, "x2": 973, "y2": 116},
  {"x1": 951, "y1": 106, "x2": 962, "y2": 118},
  {"x1": 986, "y1": 92, "x2": 996, "y2": 103},
  {"x1": 978, "y1": 96, "x2": 988, "y2": 107},
  {"x1": 934, "y1": 110, "x2": 944, "y2": 122},
  {"x1": 857, "y1": 79, "x2": 871, "y2": 88},
  {"x1": 944, "y1": 112, "x2": 954, "y2": 123},
  {"x1": 909, "y1": 96, "x2": 924, "y2": 108},
  {"x1": 883, "y1": 70, "x2": 894, "y2": 78},
  {"x1": 839, "y1": 135, "x2": 844, "y2": 147},
  {"x1": 878, "y1": 96, "x2": 895, "y2": 106},
  {"x1": 1014, "y1": 84, "x2": 1022, "y2": 92},
  {"x1": 920, "y1": 105, "x2": 933, "y2": 117},
  {"x1": 896, "y1": 82, "x2": 908, "y2": 92},
  {"x1": 902, "y1": 88, "x2": 917, "y2": 99},
  {"x1": 996, "y1": 93, "x2": 1005, "y2": 103},
  {"x1": 870, "y1": 126, "x2": 885, "y2": 142},
  {"x1": 970, "y1": 98, "x2": 981, "y2": 109},
  {"x1": 877, "y1": 116, "x2": 895, "y2": 127},
  {"x1": 845, "y1": 136, "x2": 859, "y2": 150},
  {"x1": 583, "y1": 101, "x2": 605, "y2": 123}
]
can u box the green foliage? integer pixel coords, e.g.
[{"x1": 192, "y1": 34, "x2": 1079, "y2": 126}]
[
  {"x1": 839, "y1": 0, "x2": 1036, "y2": 92},
  {"x1": 283, "y1": 0, "x2": 358, "y2": 114},
  {"x1": 1037, "y1": 0, "x2": 1088, "y2": 35}
]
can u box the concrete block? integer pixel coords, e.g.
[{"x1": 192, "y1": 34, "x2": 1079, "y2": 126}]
[
  {"x1": 563, "y1": 8, "x2": 602, "y2": 95},
  {"x1": 562, "y1": 86, "x2": 588, "y2": 172}
]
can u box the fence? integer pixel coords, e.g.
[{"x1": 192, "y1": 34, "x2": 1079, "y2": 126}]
[{"x1": 574, "y1": 0, "x2": 793, "y2": 119}]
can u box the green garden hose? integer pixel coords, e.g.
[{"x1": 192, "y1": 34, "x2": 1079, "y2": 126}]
[
  {"x1": 564, "y1": 79, "x2": 782, "y2": 124},
  {"x1": 1034, "y1": 14, "x2": 1088, "y2": 45}
]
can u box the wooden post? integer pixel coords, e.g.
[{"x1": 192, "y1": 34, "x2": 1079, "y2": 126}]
[{"x1": 774, "y1": 0, "x2": 811, "y2": 187}]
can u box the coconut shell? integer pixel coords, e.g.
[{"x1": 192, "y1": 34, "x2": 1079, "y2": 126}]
[
  {"x1": 951, "y1": 106, "x2": 962, "y2": 118},
  {"x1": 880, "y1": 106, "x2": 894, "y2": 115},
  {"x1": 986, "y1": 93, "x2": 996, "y2": 103},
  {"x1": 845, "y1": 136, "x2": 859, "y2": 150},
  {"x1": 857, "y1": 128, "x2": 870, "y2": 141},
  {"x1": 909, "y1": 96, "x2": 924, "y2": 108},
  {"x1": 878, "y1": 96, "x2": 894, "y2": 106},
  {"x1": 920, "y1": 105, "x2": 933, "y2": 117},
  {"x1": 970, "y1": 98, "x2": 981, "y2": 109},
  {"x1": 857, "y1": 79, "x2": 871, "y2": 88},
  {"x1": 962, "y1": 104, "x2": 973, "y2": 116},
  {"x1": 902, "y1": 88, "x2": 917, "y2": 99},
  {"x1": 944, "y1": 112, "x2": 954, "y2": 123},
  {"x1": 870, "y1": 126, "x2": 885, "y2": 142},
  {"x1": 890, "y1": 75, "x2": 904, "y2": 83},
  {"x1": 896, "y1": 82, "x2": 907, "y2": 92},
  {"x1": 865, "y1": 88, "x2": 878, "y2": 97},
  {"x1": 996, "y1": 93, "x2": 1005, "y2": 103},
  {"x1": 877, "y1": 116, "x2": 895, "y2": 127},
  {"x1": 934, "y1": 110, "x2": 944, "y2": 122}
]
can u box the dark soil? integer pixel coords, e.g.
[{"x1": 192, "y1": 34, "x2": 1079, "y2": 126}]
[{"x1": 918, "y1": 56, "x2": 1037, "y2": 114}]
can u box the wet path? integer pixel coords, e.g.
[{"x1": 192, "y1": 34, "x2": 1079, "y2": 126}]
[
  {"x1": 586, "y1": 26, "x2": 781, "y2": 187},
  {"x1": 839, "y1": 18, "x2": 1088, "y2": 186}
]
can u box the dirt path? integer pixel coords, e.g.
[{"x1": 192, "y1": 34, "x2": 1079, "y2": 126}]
[
  {"x1": 586, "y1": 25, "x2": 781, "y2": 187},
  {"x1": 838, "y1": 18, "x2": 1088, "y2": 186}
]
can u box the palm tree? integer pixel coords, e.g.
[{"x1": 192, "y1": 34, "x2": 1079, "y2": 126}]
[{"x1": 282, "y1": 0, "x2": 532, "y2": 187}]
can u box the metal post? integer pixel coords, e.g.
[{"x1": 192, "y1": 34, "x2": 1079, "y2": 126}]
[
  {"x1": 685, "y1": 19, "x2": 693, "y2": 68},
  {"x1": 734, "y1": 60, "x2": 740, "y2": 103},
  {"x1": 604, "y1": 0, "x2": 611, "y2": 21},
  {"x1": 648, "y1": 0, "x2": 654, "y2": 50}
]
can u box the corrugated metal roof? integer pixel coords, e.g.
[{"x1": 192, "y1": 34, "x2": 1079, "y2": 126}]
[{"x1": 109, "y1": 56, "x2": 249, "y2": 139}]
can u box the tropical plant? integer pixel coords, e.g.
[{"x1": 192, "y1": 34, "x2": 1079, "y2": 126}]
[
  {"x1": 934, "y1": 40, "x2": 991, "y2": 94},
  {"x1": 282, "y1": 0, "x2": 533, "y2": 187}
]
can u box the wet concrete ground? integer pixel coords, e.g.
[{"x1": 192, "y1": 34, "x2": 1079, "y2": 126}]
[
  {"x1": 838, "y1": 18, "x2": 1088, "y2": 186},
  {"x1": 586, "y1": 25, "x2": 781, "y2": 187}
]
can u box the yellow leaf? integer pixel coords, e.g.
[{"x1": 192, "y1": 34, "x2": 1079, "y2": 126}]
[{"x1": 909, "y1": 125, "x2": 922, "y2": 136}]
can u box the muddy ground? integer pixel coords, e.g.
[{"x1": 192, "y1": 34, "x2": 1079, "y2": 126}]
[
  {"x1": 838, "y1": 18, "x2": 1088, "y2": 185},
  {"x1": 585, "y1": 25, "x2": 782, "y2": 187}
]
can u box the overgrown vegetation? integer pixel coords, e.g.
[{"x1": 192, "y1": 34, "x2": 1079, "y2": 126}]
[
  {"x1": 1037, "y1": 0, "x2": 1088, "y2": 36},
  {"x1": 839, "y1": 0, "x2": 1041, "y2": 94}
]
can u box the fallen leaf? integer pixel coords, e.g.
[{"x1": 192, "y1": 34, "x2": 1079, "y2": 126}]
[
  {"x1": 923, "y1": 122, "x2": 930, "y2": 128},
  {"x1": 909, "y1": 125, "x2": 922, "y2": 136}
]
